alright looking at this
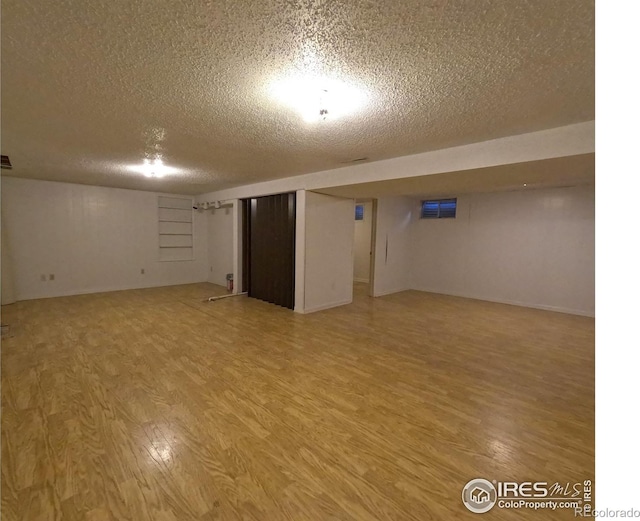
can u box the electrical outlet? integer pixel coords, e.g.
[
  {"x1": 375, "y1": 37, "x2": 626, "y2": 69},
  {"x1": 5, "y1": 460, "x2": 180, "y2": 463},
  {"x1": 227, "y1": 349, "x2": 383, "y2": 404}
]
[
  {"x1": 141, "y1": 268, "x2": 145, "y2": 275},
  {"x1": 49, "y1": 274, "x2": 55, "y2": 281},
  {"x1": 40, "y1": 274, "x2": 47, "y2": 282}
]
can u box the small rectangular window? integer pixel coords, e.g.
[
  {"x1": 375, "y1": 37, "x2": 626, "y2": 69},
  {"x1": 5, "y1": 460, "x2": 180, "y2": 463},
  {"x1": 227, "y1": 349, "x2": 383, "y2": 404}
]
[
  {"x1": 355, "y1": 204, "x2": 364, "y2": 220},
  {"x1": 421, "y1": 198, "x2": 457, "y2": 219}
]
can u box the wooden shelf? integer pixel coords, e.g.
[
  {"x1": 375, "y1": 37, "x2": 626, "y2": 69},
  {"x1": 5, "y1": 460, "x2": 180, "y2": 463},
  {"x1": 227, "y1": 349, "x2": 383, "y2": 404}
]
[{"x1": 158, "y1": 196, "x2": 193, "y2": 261}]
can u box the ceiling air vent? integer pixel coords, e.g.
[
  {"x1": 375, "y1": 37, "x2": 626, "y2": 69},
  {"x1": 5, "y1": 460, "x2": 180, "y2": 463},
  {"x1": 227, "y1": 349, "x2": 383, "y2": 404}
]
[
  {"x1": 341, "y1": 157, "x2": 369, "y2": 164},
  {"x1": 1, "y1": 155, "x2": 12, "y2": 170}
]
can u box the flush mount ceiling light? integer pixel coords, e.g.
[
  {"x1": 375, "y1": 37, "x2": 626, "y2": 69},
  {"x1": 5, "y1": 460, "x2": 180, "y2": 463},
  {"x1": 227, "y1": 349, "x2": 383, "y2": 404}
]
[
  {"x1": 269, "y1": 75, "x2": 368, "y2": 123},
  {"x1": 126, "y1": 158, "x2": 179, "y2": 178}
]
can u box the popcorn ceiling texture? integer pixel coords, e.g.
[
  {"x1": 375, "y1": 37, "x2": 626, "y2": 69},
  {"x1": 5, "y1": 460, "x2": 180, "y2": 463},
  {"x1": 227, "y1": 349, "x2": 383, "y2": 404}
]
[{"x1": 1, "y1": 0, "x2": 594, "y2": 195}]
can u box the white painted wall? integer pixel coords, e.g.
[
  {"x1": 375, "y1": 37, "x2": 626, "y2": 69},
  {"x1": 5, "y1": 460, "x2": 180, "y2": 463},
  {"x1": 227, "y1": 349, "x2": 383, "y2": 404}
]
[
  {"x1": 353, "y1": 201, "x2": 372, "y2": 283},
  {"x1": 294, "y1": 190, "x2": 306, "y2": 312},
  {"x1": 1, "y1": 177, "x2": 208, "y2": 301},
  {"x1": 231, "y1": 199, "x2": 243, "y2": 295},
  {"x1": 303, "y1": 192, "x2": 354, "y2": 313},
  {"x1": 206, "y1": 206, "x2": 234, "y2": 287},
  {"x1": 409, "y1": 185, "x2": 595, "y2": 316},
  {"x1": 372, "y1": 196, "x2": 414, "y2": 297},
  {"x1": 1, "y1": 202, "x2": 17, "y2": 305}
]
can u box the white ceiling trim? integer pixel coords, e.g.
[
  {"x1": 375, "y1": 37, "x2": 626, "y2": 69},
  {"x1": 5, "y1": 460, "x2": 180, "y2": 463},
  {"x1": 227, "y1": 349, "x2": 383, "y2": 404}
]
[{"x1": 196, "y1": 121, "x2": 594, "y2": 202}]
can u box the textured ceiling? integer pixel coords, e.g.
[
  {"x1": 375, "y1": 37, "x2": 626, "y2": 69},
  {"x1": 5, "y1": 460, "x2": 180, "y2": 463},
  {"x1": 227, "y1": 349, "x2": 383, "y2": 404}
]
[{"x1": 1, "y1": 0, "x2": 594, "y2": 195}]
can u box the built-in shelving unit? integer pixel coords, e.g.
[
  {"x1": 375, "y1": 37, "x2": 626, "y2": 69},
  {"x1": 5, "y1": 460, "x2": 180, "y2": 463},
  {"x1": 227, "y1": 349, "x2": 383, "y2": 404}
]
[{"x1": 158, "y1": 196, "x2": 194, "y2": 261}]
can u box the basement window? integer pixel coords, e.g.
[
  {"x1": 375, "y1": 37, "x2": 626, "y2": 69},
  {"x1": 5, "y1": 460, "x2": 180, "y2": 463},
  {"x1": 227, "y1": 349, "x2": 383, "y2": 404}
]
[
  {"x1": 158, "y1": 196, "x2": 194, "y2": 261},
  {"x1": 421, "y1": 198, "x2": 457, "y2": 219},
  {"x1": 355, "y1": 204, "x2": 364, "y2": 220}
]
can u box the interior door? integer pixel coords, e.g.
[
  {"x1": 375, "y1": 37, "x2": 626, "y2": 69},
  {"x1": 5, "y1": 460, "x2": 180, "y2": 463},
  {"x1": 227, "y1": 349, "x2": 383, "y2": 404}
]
[{"x1": 246, "y1": 193, "x2": 296, "y2": 309}]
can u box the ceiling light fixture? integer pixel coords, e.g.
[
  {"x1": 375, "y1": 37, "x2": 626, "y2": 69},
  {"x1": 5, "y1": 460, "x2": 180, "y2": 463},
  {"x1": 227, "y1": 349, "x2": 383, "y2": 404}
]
[
  {"x1": 127, "y1": 158, "x2": 179, "y2": 178},
  {"x1": 269, "y1": 75, "x2": 367, "y2": 123}
]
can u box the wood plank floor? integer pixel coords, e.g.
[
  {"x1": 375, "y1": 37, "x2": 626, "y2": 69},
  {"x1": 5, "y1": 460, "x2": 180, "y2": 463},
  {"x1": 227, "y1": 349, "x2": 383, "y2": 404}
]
[{"x1": 1, "y1": 283, "x2": 594, "y2": 520}]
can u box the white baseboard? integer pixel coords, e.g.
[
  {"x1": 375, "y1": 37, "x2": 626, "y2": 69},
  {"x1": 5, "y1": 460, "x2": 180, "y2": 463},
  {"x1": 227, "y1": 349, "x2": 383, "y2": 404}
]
[
  {"x1": 14, "y1": 279, "x2": 210, "y2": 302},
  {"x1": 372, "y1": 287, "x2": 411, "y2": 297},
  {"x1": 410, "y1": 287, "x2": 594, "y2": 317},
  {"x1": 303, "y1": 298, "x2": 353, "y2": 314}
]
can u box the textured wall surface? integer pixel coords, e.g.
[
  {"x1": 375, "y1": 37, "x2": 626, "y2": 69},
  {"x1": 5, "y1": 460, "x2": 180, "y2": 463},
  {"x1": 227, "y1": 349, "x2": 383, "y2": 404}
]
[
  {"x1": 1, "y1": 177, "x2": 209, "y2": 300},
  {"x1": 372, "y1": 196, "x2": 414, "y2": 297},
  {"x1": 2, "y1": 0, "x2": 594, "y2": 194},
  {"x1": 409, "y1": 185, "x2": 595, "y2": 315},
  {"x1": 304, "y1": 192, "x2": 354, "y2": 313},
  {"x1": 207, "y1": 207, "x2": 234, "y2": 287}
]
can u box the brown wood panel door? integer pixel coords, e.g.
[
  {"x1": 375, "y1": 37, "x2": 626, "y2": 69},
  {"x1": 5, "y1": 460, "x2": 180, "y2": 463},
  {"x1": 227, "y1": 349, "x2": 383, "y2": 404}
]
[{"x1": 245, "y1": 193, "x2": 296, "y2": 309}]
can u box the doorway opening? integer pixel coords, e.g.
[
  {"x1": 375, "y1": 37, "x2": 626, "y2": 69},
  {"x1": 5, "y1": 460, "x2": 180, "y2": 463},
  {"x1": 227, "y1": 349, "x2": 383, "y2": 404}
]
[{"x1": 353, "y1": 198, "x2": 377, "y2": 297}]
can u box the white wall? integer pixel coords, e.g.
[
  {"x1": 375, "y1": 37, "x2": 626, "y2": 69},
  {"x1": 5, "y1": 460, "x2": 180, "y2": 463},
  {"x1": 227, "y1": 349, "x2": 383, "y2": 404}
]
[
  {"x1": 1, "y1": 202, "x2": 17, "y2": 305},
  {"x1": 294, "y1": 190, "x2": 306, "y2": 312},
  {"x1": 206, "y1": 206, "x2": 234, "y2": 287},
  {"x1": 372, "y1": 196, "x2": 414, "y2": 297},
  {"x1": 353, "y1": 201, "x2": 372, "y2": 283},
  {"x1": 303, "y1": 192, "x2": 355, "y2": 313},
  {"x1": 1, "y1": 177, "x2": 209, "y2": 301},
  {"x1": 409, "y1": 185, "x2": 595, "y2": 316}
]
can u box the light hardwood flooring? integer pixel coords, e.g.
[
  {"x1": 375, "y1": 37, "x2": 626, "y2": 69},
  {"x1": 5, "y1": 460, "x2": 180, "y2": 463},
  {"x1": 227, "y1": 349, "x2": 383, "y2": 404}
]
[{"x1": 1, "y1": 283, "x2": 594, "y2": 520}]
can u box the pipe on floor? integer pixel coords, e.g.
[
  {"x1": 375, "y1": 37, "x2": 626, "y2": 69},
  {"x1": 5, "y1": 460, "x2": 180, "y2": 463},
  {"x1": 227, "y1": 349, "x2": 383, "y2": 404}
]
[{"x1": 206, "y1": 292, "x2": 248, "y2": 302}]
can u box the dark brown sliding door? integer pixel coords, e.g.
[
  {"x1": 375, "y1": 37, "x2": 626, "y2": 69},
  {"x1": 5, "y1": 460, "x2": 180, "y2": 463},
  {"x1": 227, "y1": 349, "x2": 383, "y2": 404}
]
[{"x1": 244, "y1": 193, "x2": 296, "y2": 309}]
